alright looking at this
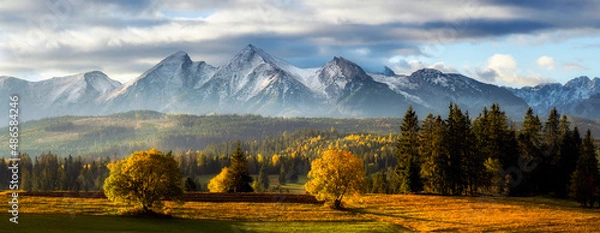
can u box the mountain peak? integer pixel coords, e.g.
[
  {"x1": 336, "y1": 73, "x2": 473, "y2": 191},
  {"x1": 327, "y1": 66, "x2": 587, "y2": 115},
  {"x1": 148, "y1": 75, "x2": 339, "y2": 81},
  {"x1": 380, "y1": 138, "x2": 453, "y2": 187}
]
[
  {"x1": 327, "y1": 56, "x2": 363, "y2": 70},
  {"x1": 331, "y1": 56, "x2": 352, "y2": 64},
  {"x1": 382, "y1": 66, "x2": 396, "y2": 76},
  {"x1": 565, "y1": 76, "x2": 592, "y2": 88},
  {"x1": 82, "y1": 71, "x2": 119, "y2": 83},
  {"x1": 412, "y1": 68, "x2": 443, "y2": 76},
  {"x1": 319, "y1": 56, "x2": 371, "y2": 84},
  {"x1": 160, "y1": 51, "x2": 192, "y2": 65},
  {"x1": 231, "y1": 44, "x2": 276, "y2": 65}
]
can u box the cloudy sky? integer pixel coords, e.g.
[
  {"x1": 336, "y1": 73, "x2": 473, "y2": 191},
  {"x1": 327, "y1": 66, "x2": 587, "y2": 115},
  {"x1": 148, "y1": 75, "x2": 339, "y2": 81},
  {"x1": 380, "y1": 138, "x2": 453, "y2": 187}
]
[{"x1": 1, "y1": 0, "x2": 598, "y2": 87}]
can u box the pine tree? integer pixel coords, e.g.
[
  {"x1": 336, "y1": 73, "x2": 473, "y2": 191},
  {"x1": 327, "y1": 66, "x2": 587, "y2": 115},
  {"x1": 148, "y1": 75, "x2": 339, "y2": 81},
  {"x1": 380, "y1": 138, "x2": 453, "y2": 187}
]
[
  {"x1": 253, "y1": 165, "x2": 270, "y2": 192},
  {"x1": 370, "y1": 171, "x2": 389, "y2": 193},
  {"x1": 278, "y1": 165, "x2": 287, "y2": 185},
  {"x1": 445, "y1": 104, "x2": 473, "y2": 195},
  {"x1": 516, "y1": 107, "x2": 544, "y2": 195},
  {"x1": 541, "y1": 107, "x2": 561, "y2": 193},
  {"x1": 395, "y1": 106, "x2": 422, "y2": 193},
  {"x1": 184, "y1": 177, "x2": 197, "y2": 192},
  {"x1": 0, "y1": 159, "x2": 7, "y2": 189},
  {"x1": 569, "y1": 130, "x2": 599, "y2": 207},
  {"x1": 228, "y1": 142, "x2": 254, "y2": 192},
  {"x1": 419, "y1": 114, "x2": 449, "y2": 194},
  {"x1": 554, "y1": 115, "x2": 579, "y2": 198}
]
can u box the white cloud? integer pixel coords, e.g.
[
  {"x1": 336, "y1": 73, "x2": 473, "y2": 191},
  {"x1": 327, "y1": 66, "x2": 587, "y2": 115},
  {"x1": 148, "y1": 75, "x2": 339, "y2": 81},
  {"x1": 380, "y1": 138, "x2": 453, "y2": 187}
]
[
  {"x1": 536, "y1": 55, "x2": 555, "y2": 70},
  {"x1": 563, "y1": 62, "x2": 587, "y2": 71},
  {"x1": 387, "y1": 58, "x2": 457, "y2": 75},
  {"x1": 1, "y1": 0, "x2": 599, "y2": 81},
  {"x1": 353, "y1": 48, "x2": 371, "y2": 56},
  {"x1": 474, "y1": 54, "x2": 553, "y2": 87}
]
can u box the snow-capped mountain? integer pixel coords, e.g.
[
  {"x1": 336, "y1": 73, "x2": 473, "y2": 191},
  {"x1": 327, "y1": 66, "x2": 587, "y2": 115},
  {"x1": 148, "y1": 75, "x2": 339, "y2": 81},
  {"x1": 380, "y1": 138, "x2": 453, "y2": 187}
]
[
  {"x1": 100, "y1": 51, "x2": 216, "y2": 114},
  {"x1": 372, "y1": 68, "x2": 529, "y2": 118},
  {"x1": 194, "y1": 44, "x2": 323, "y2": 116},
  {"x1": 0, "y1": 71, "x2": 121, "y2": 121},
  {"x1": 311, "y1": 57, "x2": 411, "y2": 117},
  {"x1": 508, "y1": 76, "x2": 600, "y2": 116},
  {"x1": 1, "y1": 44, "x2": 599, "y2": 122},
  {"x1": 574, "y1": 92, "x2": 600, "y2": 118}
]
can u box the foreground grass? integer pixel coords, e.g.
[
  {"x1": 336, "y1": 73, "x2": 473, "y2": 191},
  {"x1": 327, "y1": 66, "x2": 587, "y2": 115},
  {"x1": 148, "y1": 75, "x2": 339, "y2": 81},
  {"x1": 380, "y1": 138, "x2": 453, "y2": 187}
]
[
  {"x1": 3, "y1": 214, "x2": 399, "y2": 233},
  {"x1": 8, "y1": 192, "x2": 600, "y2": 232},
  {"x1": 3, "y1": 214, "x2": 233, "y2": 233}
]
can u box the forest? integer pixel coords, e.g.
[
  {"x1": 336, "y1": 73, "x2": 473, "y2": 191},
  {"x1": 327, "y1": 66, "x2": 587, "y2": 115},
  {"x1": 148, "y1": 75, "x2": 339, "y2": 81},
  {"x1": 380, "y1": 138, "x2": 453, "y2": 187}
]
[{"x1": 1, "y1": 104, "x2": 599, "y2": 206}]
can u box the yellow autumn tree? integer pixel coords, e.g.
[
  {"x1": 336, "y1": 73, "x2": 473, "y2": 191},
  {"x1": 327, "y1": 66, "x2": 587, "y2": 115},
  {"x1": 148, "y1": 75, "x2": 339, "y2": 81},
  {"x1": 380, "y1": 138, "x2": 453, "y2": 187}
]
[
  {"x1": 208, "y1": 167, "x2": 232, "y2": 192},
  {"x1": 305, "y1": 149, "x2": 365, "y2": 209},
  {"x1": 103, "y1": 148, "x2": 184, "y2": 214}
]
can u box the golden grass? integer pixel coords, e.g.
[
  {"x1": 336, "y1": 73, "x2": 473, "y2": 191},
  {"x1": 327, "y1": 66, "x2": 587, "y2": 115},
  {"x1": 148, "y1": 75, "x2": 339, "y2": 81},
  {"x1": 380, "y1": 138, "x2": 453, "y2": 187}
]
[
  {"x1": 12, "y1": 192, "x2": 600, "y2": 232},
  {"x1": 348, "y1": 194, "x2": 600, "y2": 232}
]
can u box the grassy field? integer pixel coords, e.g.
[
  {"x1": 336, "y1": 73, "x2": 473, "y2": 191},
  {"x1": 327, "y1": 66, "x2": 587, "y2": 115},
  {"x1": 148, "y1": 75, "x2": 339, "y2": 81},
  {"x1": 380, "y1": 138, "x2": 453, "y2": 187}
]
[
  {"x1": 196, "y1": 174, "x2": 308, "y2": 194},
  {"x1": 4, "y1": 192, "x2": 599, "y2": 232}
]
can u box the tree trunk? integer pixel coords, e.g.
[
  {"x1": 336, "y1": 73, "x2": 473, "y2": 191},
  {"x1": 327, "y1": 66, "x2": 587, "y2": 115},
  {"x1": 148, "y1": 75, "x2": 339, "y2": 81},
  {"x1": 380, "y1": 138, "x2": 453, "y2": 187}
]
[{"x1": 334, "y1": 199, "x2": 342, "y2": 209}]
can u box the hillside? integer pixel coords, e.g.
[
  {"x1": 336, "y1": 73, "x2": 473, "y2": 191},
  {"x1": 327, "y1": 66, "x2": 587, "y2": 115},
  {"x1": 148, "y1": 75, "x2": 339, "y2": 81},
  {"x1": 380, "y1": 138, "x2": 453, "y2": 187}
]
[
  {"x1": 1, "y1": 110, "x2": 401, "y2": 157},
  {"x1": 2, "y1": 109, "x2": 600, "y2": 160}
]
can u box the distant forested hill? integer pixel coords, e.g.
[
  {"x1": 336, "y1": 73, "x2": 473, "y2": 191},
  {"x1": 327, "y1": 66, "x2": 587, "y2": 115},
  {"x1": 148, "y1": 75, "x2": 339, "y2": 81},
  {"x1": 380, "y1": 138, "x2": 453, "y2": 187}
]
[
  {"x1": 1, "y1": 110, "x2": 401, "y2": 158},
  {"x1": 3, "y1": 109, "x2": 600, "y2": 159}
]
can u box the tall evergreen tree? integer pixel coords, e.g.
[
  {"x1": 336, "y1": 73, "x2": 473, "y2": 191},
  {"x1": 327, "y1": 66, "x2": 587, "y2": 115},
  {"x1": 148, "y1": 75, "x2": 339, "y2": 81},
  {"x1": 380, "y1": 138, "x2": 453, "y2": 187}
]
[
  {"x1": 554, "y1": 115, "x2": 580, "y2": 197},
  {"x1": 371, "y1": 171, "x2": 389, "y2": 193},
  {"x1": 0, "y1": 159, "x2": 7, "y2": 190},
  {"x1": 184, "y1": 177, "x2": 197, "y2": 192},
  {"x1": 471, "y1": 104, "x2": 518, "y2": 195},
  {"x1": 541, "y1": 107, "x2": 561, "y2": 193},
  {"x1": 419, "y1": 114, "x2": 449, "y2": 194},
  {"x1": 278, "y1": 165, "x2": 287, "y2": 185},
  {"x1": 569, "y1": 130, "x2": 599, "y2": 207},
  {"x1": 395, "y1": 106, "x2": 422, "y2": 193},
  {"x1": 517, "y1": 107, "x2": 544, "y2": 195},
  {"x1": 253, "y1": 165, "x2": 270, "y2": 192},
  {"x1": 227, "y1": 142, "x2": 254, "y2": 192},
  {"x1": 445, "y1": 104, "x2": 474, "y2": 195},
  {"x1": 20, "y1": 153, "x2": 33, "y2": 191}
]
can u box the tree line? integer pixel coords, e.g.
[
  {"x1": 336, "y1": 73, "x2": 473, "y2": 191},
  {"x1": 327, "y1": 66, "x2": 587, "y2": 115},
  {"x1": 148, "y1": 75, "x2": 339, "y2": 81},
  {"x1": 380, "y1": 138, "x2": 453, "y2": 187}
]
[
  {"x1": 3, "y1": 104, "x2": 598, "y2": 207},
  {"x1": 0, "y1": 152, "x2": 110, "y2": 191},
  {"x1": 388, "y1": 104, "x2": 599, "y2": 207}
]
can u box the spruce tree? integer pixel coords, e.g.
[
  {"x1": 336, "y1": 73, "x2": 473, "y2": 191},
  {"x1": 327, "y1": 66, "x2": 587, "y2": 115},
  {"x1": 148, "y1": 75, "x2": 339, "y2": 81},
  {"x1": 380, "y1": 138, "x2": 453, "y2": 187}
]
[
  {"x1": 554, "y1": 115, "x2": 579, "y2": 197},
  {"x1": 371, "y1": 171, "x2": 389, "y2": 193},
  {"x1": 419, "y1": 114, "x2": 449, "y2": 194},
  {"x1": 184, "y1": 177, "x2": 197, "y2": 192},
  {"x1": 569, "y1": 130, "x2": 599, "y2": 207},
  {"x1": 541, "y1": 107, "x2": 561, "y2": 193},
  {"x1": 253, "y1": 165, "x2": 270, "y2": 192},
  {"x1": 228, "y1": 142, "x2": 254, "y2": 192},
  {"x1": 395, "y1": 106, "x2": 422, "y2": 193},
  {"x1": 278, "y1": 165, "x2": 287, "y2": 185},
  {"x1": 516, "y1": 108, "x2": 544, "y2": 195},
  {"x1": 445, "y1": 104, "x2": 473, "y2": 195}
]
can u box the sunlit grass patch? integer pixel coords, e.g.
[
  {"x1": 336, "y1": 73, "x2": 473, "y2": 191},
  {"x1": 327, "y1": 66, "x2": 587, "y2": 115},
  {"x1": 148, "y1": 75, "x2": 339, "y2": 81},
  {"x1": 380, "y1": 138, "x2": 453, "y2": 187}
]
[{"x1": 9, "y1": 192, "x2": 600, "y2": 232}]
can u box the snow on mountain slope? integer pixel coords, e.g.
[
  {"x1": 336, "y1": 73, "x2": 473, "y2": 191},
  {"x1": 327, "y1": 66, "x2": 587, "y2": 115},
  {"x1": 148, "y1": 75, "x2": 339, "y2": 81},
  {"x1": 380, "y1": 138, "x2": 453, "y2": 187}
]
[
  {"x1": 370, "y1": 73, "x2": 428, "y2": 107},
  {"x1": 100, "y1": 51, "x2": 216, "y2": 114},
  {"x1": 3, "y1": 44, "x2": 600, "y2": 120},
  {"x1": 305, "y1": 57, "x2": 371, "y2": 100},
  {"x1": 196, "y1": 44, "x2": 324, "y2": 116},
  {"x1": 509, "y1": 76, "x2": 600, "y2": 116},
  {"x1": 0, "y1": 71, "x2": 121, "y2": 121},
  {"x1": 30, "y1": 71, "x2": 120, "y2": 105},
  {"x1": 399, "y1": 69, "x2": 528, "y2": 118}
]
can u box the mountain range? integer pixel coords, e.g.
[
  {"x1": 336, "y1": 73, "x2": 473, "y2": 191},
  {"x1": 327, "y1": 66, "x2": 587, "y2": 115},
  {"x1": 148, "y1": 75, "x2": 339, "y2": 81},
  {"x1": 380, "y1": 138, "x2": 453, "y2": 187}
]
[{"x1": 1, "y1": 44, "x2": 598, "y2": 122}]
